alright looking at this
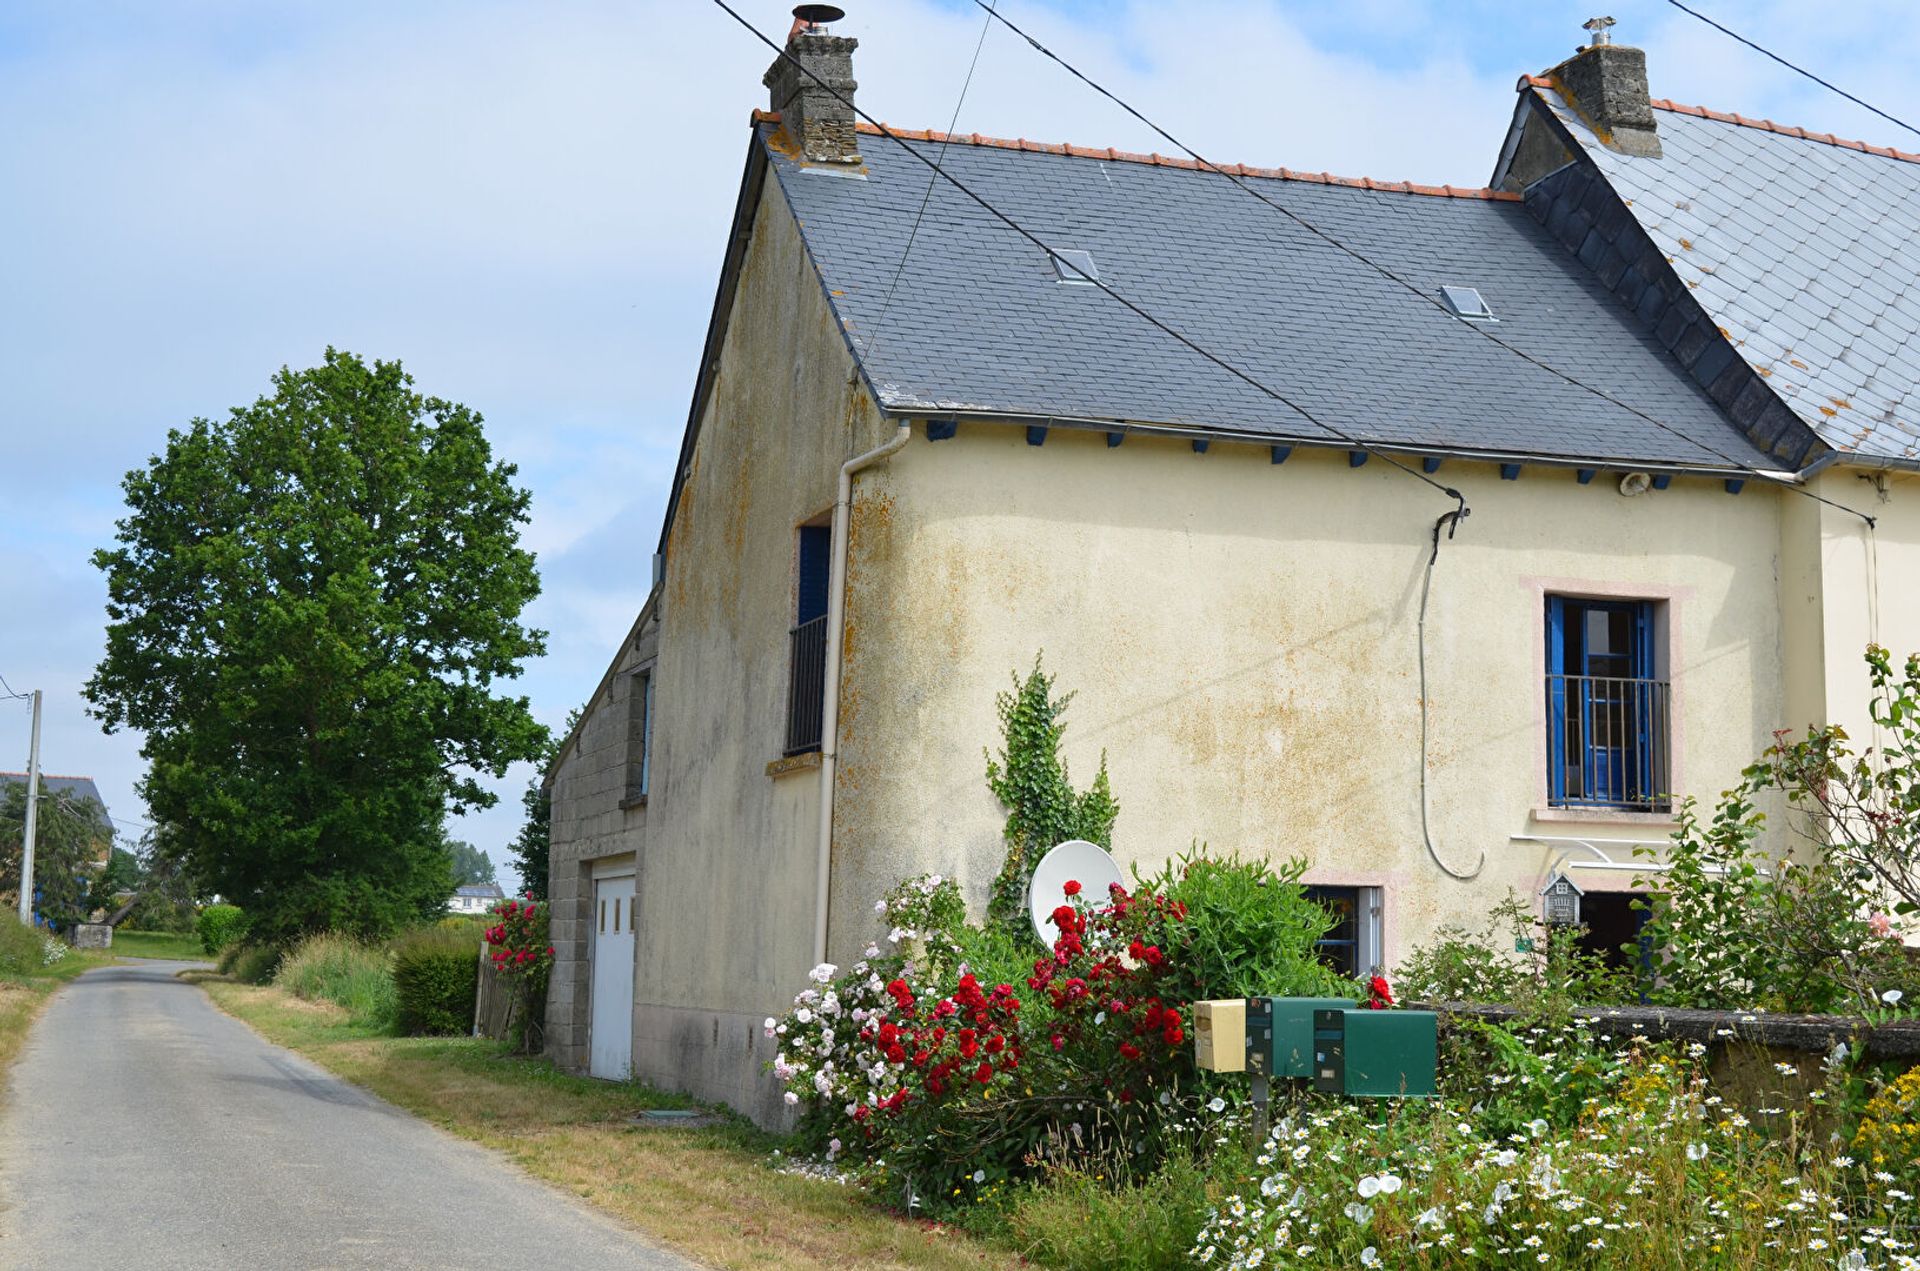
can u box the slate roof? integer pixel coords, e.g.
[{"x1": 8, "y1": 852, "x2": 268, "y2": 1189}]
[
  {"x1": 762, "y1": 117, "x2": 1776, "y2": 471},
  {"x1": 454, "y1": 883, "x2": 504, "y2": 899},
  {"x1": 0, "y1": 772, "x2": 107, "y2": 816},
  {"x1": 1526, "y1": 82, "x2": 1920, "y2": 463}
]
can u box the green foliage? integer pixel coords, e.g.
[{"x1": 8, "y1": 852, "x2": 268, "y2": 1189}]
[
  {"x1": 276, "y1": 933, "x2": 397, "y2": 1030},
  {"x1": 0, "y1": 916, "x2": 60, "y2": 975},
  {"x1": 394, "y1": 925, "x2": 481, "y2": 1036},
  {"x1": 1006, "y1": 1145, "x2": 1232, "y2": 1271},
  {"x1": 1392, "y1": 891, "x2": 1634, "y2": 1018},
  {"x1": 221, "y1": 942, "x2": 281, "y2": 984},
  {"x1": 121, "y1": 891, "x2": 198, "y2": 934},
  {"x1": 1, "y1": 782, "x2": 113, "y2": 927},
  {"x1": 84, "y1": 349, "x2": 548, "y2": 946},
  {"x1": 1137, "y1": 851, "x2": 1352, "y2": 1003},
  {"x1": 197, "y1": 903, "x2": 248, "y2": 955},
  {"x1": 442, "y1": 835, "x2": 496, "y2": 887},
  {"x1": 92, "y1": 847, "x2": 140, "y2": 908},
  {"x1": 506, "y1": 708, "x2": 577, "y2": 902},
  {"x1": 984, "y1": 657, "x2": 1119, "y2": 930}
]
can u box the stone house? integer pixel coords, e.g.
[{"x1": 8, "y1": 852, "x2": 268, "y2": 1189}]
[{"x1": 542, "y1": 20, "x2": 1920, "y2": 1124}]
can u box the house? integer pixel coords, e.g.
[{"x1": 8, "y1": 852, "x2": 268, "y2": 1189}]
[
  {"x1": 449, "y1": 883, "x2": 505, "y2": 915},
  {"x1": 543, "y1": 17, "x2": 1920, "y2": 1124},
  {"x1": 1, "y1": 772, "x2": 114, "y2": 919}
]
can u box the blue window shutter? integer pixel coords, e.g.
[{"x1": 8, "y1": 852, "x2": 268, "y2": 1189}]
[
  {"x1": 796, "y1": 527, "x2": 832, "y2": 625},
  {"x1": 1546, "y1": 597, "x2": 1568, "y2": 804}
]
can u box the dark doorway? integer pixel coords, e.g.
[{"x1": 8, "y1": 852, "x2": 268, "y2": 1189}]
[{"x1": 1575, "y1": 891, "x2": 1648, "y2": 973}]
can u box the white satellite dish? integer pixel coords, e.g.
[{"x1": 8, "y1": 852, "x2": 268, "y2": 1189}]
[{"x1": 1026, "y1": 839, "x2": 1126, "y2": 946}]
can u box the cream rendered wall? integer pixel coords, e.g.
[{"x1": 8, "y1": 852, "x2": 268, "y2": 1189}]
[
  {"x1": 622, "y1": 169, "x2": 889, "y2": 1122},
  {"x1": 828, "y1": 425, "x2": 1792, "y2": 969},
  {"x1": 1806, "y1": 467, "x2": 1920, "y2": 743}
]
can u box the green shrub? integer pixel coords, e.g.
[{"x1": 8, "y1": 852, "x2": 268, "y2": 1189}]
[
  {"x1": 1144, "y1": 851, "x2": 1354, "y2": 1002},
  {"x1": 123, "y1": 893, "x2": 198, "y2": 934},
  {"x1": 393, "y1": 925, "x2": 480, "y2": 1036},
  {"x1": 221, "y1": 942, "x2": 280, "y2": 984},
  {"x1": 275, "y1": 933, "x2": 396, "y2": 1029},
  {"x1": 197, "y1": 904, "x2": 248, "y2": 956},
  {"x1": 1393, "y1": 891, "x2": 1634, "y2": 1017},
  {"x1": 0, "y1": 916, "x2": 58, "y2": 975}
]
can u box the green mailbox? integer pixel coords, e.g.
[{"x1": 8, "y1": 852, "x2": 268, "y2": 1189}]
[
  {"x1": 1246, "y1": 997, "x2": 1357, "y2": 1078},
  {"x1": 1311, "y1": 1008, "x2": 1438, "y2": 1098}
]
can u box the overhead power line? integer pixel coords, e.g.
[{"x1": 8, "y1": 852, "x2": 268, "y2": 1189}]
[
  {"x1": 862, "y1": 1, "x2": 999, "y2": 363},
  {"x1": 0, "y1": 672, "x2": 30, "y2": 701},
  {"x1": 1661, "y1": 0, "x2": 1920, "y2": 142},
  {"x1": 708, "y1": 0, "x2": 1470, "y2": 517},
  {"x1": 968, "y1": 0, "x2": 1875, "y2": 529}
]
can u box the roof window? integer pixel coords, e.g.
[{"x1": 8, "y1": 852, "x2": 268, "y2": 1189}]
[
  {"x1": 1051, "y1": 249, "x2": 1099, "y2": 285},
  {"x1": 1440, "y1": 285, "x2": 1496, "y2": 321}
]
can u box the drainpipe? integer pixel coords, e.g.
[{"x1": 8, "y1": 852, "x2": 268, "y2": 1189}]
[{"x1": 814, "y1": 422, "x2": 913, "y2": 966}]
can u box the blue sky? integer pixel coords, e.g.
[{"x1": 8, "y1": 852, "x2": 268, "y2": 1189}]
[{"x1": 4, "y1": 0, "x2": 1917, "y2": 888}]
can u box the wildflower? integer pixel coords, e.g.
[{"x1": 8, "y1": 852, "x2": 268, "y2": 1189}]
[
  {"x1": 1208, "y1": 1097, "x2": 1227, "y2": 1113},
  {"x1": 1360, "y1": 1248, "x2": 1381, "y2": 1267},
  {"x1": 1345, "y1": 1202, "x2": 1373, "y2": 1225},
  {"x1": 1688, "y1": 1143, "x2": 1709, "y2": 1161},
  {"x1": 1885, "y1": 989, "x2": 1906, "y2": 1006}
]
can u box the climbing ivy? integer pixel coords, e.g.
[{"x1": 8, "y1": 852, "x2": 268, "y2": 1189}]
[{"x1": 984, "y1": 657, "x2": 1120, "y2": 931}]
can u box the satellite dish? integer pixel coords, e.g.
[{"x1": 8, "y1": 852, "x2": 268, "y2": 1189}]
[{"x1": 1026, "y1": 840, "x2": 1126, "y2": 947}]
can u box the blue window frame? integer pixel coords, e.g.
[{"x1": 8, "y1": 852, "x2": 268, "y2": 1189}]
[{"x1": 1545, "y1": 597, "x2": 1670, "y2": 811}]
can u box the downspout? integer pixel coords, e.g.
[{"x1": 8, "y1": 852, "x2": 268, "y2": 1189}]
[{"x1": 814, "y1": 422, "x2": 913, "y2": 966}]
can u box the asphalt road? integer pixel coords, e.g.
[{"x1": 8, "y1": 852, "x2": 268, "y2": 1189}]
[{"x1": 0, "y1": 960, "x2": 695, "y2": 1270}]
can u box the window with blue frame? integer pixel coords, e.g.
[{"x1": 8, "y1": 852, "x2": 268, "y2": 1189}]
[
  {"x1": 1545, "y1": 596, "x2": 1671, "y2": 812},
  {"x1": 1304, "y1": 885, "x2": 1383, "y2": 978}
]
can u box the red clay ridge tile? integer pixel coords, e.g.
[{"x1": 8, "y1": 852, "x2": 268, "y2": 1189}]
[
  {"x1": 1592, "y1": 94, "x2": 1920, "y2": 167},
  {"x1": 773, "y1": 111, "x2": 1519, "y2": 198}
]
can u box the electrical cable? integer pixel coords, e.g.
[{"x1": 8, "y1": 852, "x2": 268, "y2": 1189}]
[
  {"x1": 1417, "y1": 510, "x2": 1486, "y2": 881},
  {"x1": 968, "y1": 1, "x2": 1877, "y2": 531},
  {"x1": 710, "y1": 0, "x2": 1469, "y2": 518},
  {"x1": 0, "y1": 673, "x2": 30, "y2": 701},
  {"x1": 1661, "y1": 0, "x2": 1920, "y2": 143},
  {"x1": 861, "y1": 1, "x2": 998, "y2": 363}
]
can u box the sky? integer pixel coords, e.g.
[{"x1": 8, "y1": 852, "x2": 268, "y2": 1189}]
[{"x1": 4, "y1": 0, "x2": 1918, "y2": 892}]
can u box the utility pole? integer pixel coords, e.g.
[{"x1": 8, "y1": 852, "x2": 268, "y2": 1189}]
[{"x1": 17, "y1": 690, "x2": 41, "y2": 925}]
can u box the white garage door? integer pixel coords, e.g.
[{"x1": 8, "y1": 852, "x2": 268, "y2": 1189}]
[{"x1": 589, "y1": 873, "x2": 635, "y2": 1081}]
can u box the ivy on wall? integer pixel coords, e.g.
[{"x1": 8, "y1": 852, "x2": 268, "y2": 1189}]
[{"x1": 984, "y1": 657, "x2": 1120, "y2": 931}]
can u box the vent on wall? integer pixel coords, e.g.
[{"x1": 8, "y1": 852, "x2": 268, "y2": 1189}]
[
  {"x1": 1051, "y1": 248, "x2": 1099, "y2": 285},
  {"x1": 1440, "y1": 285, "x2": 1495, "y2": 321}
]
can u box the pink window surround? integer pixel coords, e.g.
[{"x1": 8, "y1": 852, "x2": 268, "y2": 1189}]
[{"x1": 1520, "y1": 575, "x2": 1691, "y2": 823}]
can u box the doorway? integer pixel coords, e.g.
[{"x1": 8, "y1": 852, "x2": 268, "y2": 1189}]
[
  {"x1": 1574, "y1": 890, "x2": 1648, "y2": 975},
  {"x1": 589, "y1": 873, "x2": 635, "y2": 1081}
]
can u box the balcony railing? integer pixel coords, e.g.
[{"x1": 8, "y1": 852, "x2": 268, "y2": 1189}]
[
  {"x1": 785, "y1": 615, "x2": 829, "y2": 756},
  {"x1": 1546, "y1": 674, "x2": 1672, "y2": 812}
]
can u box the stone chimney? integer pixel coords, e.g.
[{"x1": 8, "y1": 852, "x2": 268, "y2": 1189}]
[
  {"x1": 764, "y1": 7, "x2": 861, "y2": 165},
  {"x1": 1545, "y1": 22, "x2": 1662, "y2": 158}
]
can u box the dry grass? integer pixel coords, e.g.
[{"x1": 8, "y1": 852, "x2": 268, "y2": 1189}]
[{"x1": 198, "y1": 977, "x2": 1022, "y2": 1271}]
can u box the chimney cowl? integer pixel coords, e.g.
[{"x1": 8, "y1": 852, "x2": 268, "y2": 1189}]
[
  {"x1": 1547, "y1": 38, "x2": 1662, "y2": 158},
  {"x1": 766, "y1": 6, "x2": 861, "y2": 164}
]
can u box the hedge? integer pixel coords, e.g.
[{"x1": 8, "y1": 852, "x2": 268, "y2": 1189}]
[{"x1": 393, "y1": 926, "x2": 480, "y2": 1036}]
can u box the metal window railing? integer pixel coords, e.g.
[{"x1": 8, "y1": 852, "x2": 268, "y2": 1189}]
[
  {"x1": 785, "y1": 615, "x2": 829, "y2": 756},
  {"x1": 1545, "y1": 674, "x2": 1672, "y2": 812}
]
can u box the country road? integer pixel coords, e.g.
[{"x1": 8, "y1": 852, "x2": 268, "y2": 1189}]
[{"x1": 0, "y1": 961, "x2": 696, "y2": 1270}]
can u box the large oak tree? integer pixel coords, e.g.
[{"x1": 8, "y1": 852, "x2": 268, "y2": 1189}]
[{"x1": 86, "y1": 351, "x2": 547, "y2": 942}]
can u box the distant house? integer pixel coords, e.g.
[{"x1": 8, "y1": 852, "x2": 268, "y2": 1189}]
[
  {"x1": 0, "y1": 773, "x2": 113, "y2": 866},
  {"x1": 448, "y1": 883, "x2": 504, "y2": 915},
  {"x1": 543, "y1": 21, "x2": 1920, "y2": 1124}
]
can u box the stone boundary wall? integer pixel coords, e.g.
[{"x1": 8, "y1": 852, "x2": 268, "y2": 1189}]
[{"x1": 1423, "y1": 1001, "x2": 1920, "y2": 1060}]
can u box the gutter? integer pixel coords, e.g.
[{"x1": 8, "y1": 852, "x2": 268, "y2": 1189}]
[
  {"x1": 1798, "y1": 449, "x2": 1920, "y2": 478},
  {"x1": 814, "y1": 422, "x2": 913, "y2": 967},
  {"x1": 886, "y1": 406, "x2": 1769, "y2": 481}
]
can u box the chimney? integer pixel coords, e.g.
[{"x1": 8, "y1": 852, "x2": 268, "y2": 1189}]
[
  {"x1": 764, "y1": 5, "x2": 861, "y2": 165},
  {"x1": 1546, "y1": 18, "x2": 1662, "y2": 157}
]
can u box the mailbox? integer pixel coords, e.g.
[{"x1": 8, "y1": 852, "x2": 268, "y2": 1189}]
[
  {"x1": 1192, "y1": 999, "x2": 1247, "y2": 1072},
  {"x1": 1239, "y1": 997, "x2": 1357, "y2": 1078},
  {"x1": 1311, "y1": 1008, "x2": 1438, "y2": 1098}
]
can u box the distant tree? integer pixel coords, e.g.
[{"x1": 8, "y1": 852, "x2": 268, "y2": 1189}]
[
  {"x1": 443, "y1": 835, "x2": 497, "y2": 888},
  {"x1": 85, "y1": 350, "x2": 548, "y2": 944},
  {"x1": 1, "y1": 784, "x2": 112, "y2": 927},
  {"x1": 506, "y1": 707, "x2": 580, "y2": 902}
]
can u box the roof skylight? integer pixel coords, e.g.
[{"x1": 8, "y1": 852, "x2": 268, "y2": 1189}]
[
  {"x1": 1051, "y1": 249, "x2": 1099, "y2": 285},
  {"x1": 1440, "y1": 285, "x2": 1496, "y2": 321}
]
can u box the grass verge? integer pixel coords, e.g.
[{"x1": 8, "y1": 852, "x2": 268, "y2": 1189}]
[
  {"x1": 196, "y1": 976, "x2": 1020, "y2": 1271},
  {"x1": 108, "y1": 929, "x2": 208, "y2": 961}
]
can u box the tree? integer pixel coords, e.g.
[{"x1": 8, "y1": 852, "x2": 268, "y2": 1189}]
[
  {"x1": 506, "y1": 707, "x2": 579, "y2": 902},
  {"x1": 443, "y1": 835, "x2": 497, "y2": 887},
  {"x1": 984, "y1": 657, "x2": 1119, "y2": 931},
  {"x1": 1, "y1": 784, "x2": 113, "y2": 927},
  {"x1": 85, "y1": 350, "x2": 548, "y2": 944}
]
